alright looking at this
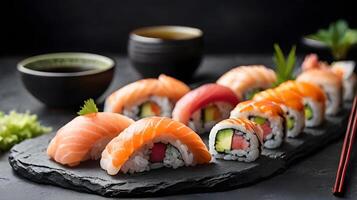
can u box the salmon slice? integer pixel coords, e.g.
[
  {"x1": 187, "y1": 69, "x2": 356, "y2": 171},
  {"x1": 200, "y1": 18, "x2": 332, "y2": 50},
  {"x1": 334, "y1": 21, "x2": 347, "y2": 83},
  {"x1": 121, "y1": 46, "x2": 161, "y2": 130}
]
[
  {"x1": 104, "y1": 74, "x2": 190, "y2": 113},
  {"x1": 278, "y1": 81, "x2": 326, "y2": 104},
  {"x1": 172, "y1": 84, "x2": 239, "y2": 125},
  {"x1": 217, "y1": 65, "x2": 277, "y2": 99},
  {"x1": 100, "y1": 117, "x2": 211, "y2": 175},
  {"x1": 254, "y1": 88, "x2": 304, "y2": 111},
  {"x1": 231, "y1": 100, "x2": 284, "y2": 117},
  {"x1": 47, "y1": 112, "x2": 134, "y2": 166}
]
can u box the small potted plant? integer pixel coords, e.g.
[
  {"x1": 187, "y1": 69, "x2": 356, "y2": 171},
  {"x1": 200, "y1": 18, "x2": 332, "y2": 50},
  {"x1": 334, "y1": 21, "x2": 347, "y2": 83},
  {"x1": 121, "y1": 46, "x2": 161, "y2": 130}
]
[{"x1": 304, "y1": 20, "x2": 357, "y2": 62}]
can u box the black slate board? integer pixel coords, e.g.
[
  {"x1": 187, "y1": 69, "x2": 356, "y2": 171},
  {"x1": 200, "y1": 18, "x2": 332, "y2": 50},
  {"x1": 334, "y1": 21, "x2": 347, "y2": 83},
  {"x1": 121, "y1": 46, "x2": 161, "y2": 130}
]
[{"x1": 8, "y1": 104, "x2": 351, "y2": 197}]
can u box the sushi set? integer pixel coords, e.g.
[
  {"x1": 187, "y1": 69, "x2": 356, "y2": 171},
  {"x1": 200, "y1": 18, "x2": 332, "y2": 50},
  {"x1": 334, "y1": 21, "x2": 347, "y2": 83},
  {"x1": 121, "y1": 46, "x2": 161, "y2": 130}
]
[{"x1": 9, "y1": 54, "x2": 357, "y2": 197}]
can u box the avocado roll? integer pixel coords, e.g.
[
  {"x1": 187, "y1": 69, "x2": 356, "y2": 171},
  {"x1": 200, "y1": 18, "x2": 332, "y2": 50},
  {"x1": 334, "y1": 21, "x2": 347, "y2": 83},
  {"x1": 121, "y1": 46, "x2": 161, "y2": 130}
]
[
  {"x1": 230, "y1": 100, "x2": 286, "y2": 149},
  {"x1": 209, "y1": 118, "x2": 263, "y2": 162}
]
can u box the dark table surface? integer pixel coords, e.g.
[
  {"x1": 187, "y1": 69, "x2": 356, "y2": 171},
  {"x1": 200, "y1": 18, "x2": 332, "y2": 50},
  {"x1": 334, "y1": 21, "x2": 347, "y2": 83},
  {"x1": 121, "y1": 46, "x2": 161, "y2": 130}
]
[{"x1": 0, "y1": 55, "x2": 356, "y2": 200}]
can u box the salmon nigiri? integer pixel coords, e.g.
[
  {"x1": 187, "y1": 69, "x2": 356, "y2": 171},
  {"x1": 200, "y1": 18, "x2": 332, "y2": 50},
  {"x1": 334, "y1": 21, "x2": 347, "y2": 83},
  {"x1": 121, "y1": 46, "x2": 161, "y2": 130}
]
[
  {"x1": 47, "y1": 100, "x2": 134, "y2": 166},
  {"x1": 100, "y1": 117, "x2": 211, "y2": 175},
  {"x1": 172, "y1": 84, "x2": 239, "y2": 134},
  {"x1": 230, "y1": 100, "x2": 285, "y2": 149},
  {"x1": 217, "y1": 65, "x2": 276, "y2": 100},
  {"x1": 104, "y1": 74, "x2": 190, "y2": 120}
]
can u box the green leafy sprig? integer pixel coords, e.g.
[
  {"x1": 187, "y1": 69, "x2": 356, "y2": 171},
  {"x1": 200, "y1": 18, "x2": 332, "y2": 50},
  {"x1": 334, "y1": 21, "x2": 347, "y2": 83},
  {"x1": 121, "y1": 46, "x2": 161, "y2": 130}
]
[
  {"x1": 306, "y1": 20, "x2": 357, "y2": 60},
  {"x1": 77, "y1": 99, "x2": 99, "y2": 116},
  {"x1": 273, "y1": 44, "x2": 296, "y2": 86}
]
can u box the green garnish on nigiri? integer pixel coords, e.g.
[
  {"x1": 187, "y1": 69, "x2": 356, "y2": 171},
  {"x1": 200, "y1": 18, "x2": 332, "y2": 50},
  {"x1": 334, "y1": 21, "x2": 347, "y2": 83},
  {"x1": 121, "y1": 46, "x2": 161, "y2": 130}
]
[
  {"x1": 77, "y1": 99, "x2": 99, "y2": 116},
  {"x1": 273, "y1": 44, "x2": 296, "y2": 86}
]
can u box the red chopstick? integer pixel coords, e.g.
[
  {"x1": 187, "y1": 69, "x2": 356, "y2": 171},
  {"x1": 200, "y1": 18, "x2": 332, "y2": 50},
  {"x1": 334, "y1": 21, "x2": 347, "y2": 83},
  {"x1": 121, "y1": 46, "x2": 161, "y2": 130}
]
[{"x1": 333, "y1": 96, "x2": 357, "y2": 196}]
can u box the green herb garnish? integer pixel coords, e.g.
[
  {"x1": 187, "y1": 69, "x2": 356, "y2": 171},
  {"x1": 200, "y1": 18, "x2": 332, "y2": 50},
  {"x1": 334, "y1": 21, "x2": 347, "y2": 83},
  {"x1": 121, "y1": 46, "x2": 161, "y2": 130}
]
[
  {"x1": 77, "y1": 99, "x2": 99, "y2": 116},
  {"x1": 306, "y1": 20, "x2": 357, "y2": 60},
  {"x1": 0, "y1": 111, "x2": 51, "y2": 151},
  {"x1": 273, "y1": 44, "x2": 296, "y2": 86}
]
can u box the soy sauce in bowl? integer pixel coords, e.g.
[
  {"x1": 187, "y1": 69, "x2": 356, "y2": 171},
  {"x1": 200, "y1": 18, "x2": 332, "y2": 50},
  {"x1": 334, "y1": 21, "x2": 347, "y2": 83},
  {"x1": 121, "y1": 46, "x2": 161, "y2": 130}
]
[{"x1": 17, "y1": 52, "x2": 115, "y2": 108}]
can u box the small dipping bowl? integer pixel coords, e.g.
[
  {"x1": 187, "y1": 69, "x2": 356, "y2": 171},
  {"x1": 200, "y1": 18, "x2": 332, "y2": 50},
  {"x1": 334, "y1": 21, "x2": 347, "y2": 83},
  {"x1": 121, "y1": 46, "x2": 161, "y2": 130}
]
[
  {"x1": 129, "y1": 26, "x2": 203, "y2": 81},
  {"x1": 17, "y1": 52, "x2": 115, "y2": 108}
]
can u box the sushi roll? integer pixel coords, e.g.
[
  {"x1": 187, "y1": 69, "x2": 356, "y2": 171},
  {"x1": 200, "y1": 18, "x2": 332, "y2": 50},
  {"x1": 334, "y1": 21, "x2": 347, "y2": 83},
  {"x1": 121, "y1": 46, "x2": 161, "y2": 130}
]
[
  {"x1": 104, "y1": 74, "x2": 190, "y2": 120},
  {"x1": 230, "y1": 100, "x2": 285, "y2": 149},
  {"x1": 297, "y1": 69, "x2": 342, "y2": 115},
  {"x1": 100, "y1": 117, "x2": 211, "y2": 174},
  {"x1": 216, "y1": 65, "x2": 277, "y2": 100},
  {"x1": 47, "y1": 112, "x2": 134, "y2": 166},
  {"x1": 209, "y1": 118, "x2": 263, "y2": 162},
  {"x1": 172, "y1": 84, "x2": 239, "y2": 134},
  {"x1": 253, "y1": 88, "x2": 305, "y2": 138},
  {"x1": 277, "y1": 81, "x2": 326, "y2": 127},
  {"x1": 332, "y1": 61, "x2": 357, "y2": 101}
]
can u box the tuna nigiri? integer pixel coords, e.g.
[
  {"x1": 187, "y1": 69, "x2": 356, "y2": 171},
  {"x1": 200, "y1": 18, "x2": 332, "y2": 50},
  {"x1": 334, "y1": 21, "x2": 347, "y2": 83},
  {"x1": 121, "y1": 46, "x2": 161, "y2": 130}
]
[
  {"x1": 172, "y1": 84, "x2": 239, "y2": 134},
  {"x1": 104, "y1": 74, "x2": 190, "y2": 120},
  {"x1": 47, "y1": 112, "x2": 134, "y2": 166},
  {"x1": 217, "y1": 65, "x2": 277, "y2": 100},
  {"x1": 230, "y1": 100, "x2": 285, "y2": 149},
  {"x1": 100, "y1": 117, "x2": 211, "y2": 175}
]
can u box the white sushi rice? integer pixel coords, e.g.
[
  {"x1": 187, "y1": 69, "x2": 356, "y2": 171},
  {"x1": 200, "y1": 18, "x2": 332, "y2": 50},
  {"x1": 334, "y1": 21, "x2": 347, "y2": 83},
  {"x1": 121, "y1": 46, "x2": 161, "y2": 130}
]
[
  {"x1": 304, "y1": 98, "x2": 324, "y2": 127},
  {"x1": 343, "y1": 74, "x2": 357, "y2": 101},
  {"x1": 101, "y1": 137, "x2": 194, "y2": 174},
  {"x1": 122, "y1": 96, "x2": 173, "y2": 120},
  {"x1": 188, "y1": 102, "x2": 234, "y2": 134},
  {"x1": 279, "y1": 105, "x2": 304, "y2": 138},
  {"x1": 320, "y1": 84, "x2": 342, "y2": 115},
  {"x1": 209, "y1": 123, "x2": 260, "y2": 162},
  {"x1": 230, "y1": 110, "x2": 284, "y2": 149}
]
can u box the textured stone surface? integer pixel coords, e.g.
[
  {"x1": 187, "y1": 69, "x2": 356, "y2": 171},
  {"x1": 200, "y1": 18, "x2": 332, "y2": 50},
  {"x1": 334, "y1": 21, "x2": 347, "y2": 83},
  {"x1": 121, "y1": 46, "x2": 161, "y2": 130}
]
[{"x1": 8, "y1": 105, "x2": 350, "y2": 197}]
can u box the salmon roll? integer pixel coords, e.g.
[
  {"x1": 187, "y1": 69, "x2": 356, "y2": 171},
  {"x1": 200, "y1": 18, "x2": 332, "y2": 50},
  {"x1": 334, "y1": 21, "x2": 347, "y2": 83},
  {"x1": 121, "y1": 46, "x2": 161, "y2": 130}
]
[
  {"x1": 209, "y1": 118, "x2": 263, "y2": 162},
  {"x1": 253, "y1": 88, "x2": 305, "y2": 138},
  {"x1": 230, "y1": 100, "x2": 285, "y2": 149},
  {"x1": 47, "y1": 113, "x2": 134, "y2": 166},
  {"x1": 217, "y1": 65, "x2": 277, "y2": 100},
  {"x1": 172, "y1": 84, "x2": 239, "y2": 134},
  {"x1": 297, "y1": 69, "x2": 342, "y2": 115},
  {"x1": 332, "y1": 61, "x2": 357, "y2": 101},
  {"x1": 100, "y1": 117, "x2": 211, "y2": 174},
  {"x1": 277, "y1": 81, "x2": 326, "y2": 127},
  {"x1": 104, "y1": 74, "x2": 190, "y2": 120}
]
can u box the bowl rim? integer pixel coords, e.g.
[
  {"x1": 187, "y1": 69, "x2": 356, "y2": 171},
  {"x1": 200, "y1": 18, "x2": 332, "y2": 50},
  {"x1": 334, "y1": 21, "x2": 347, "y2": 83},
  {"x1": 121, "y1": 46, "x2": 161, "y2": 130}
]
[
  {"x1": 17, "y1": 52, "x2": 115, "y2": 77},
  {"x1": 130, "y1": 25, "x2": 203, "y2": 43}
]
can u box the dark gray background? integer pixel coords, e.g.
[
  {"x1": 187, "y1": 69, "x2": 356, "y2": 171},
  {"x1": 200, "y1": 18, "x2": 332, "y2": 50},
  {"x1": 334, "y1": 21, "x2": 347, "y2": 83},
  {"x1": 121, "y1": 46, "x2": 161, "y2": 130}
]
[{"x1": 1, "y1": 0, "x2": 357, "y2": 55}]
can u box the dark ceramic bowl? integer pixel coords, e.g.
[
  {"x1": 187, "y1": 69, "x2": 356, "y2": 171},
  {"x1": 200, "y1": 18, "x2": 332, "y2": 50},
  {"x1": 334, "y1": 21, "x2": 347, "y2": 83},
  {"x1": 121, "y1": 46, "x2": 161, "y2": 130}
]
[
  {"x1": 128, "y1": 26, "x2": 203, "y2": 81},
  {"x1": 17, "y1": 52, "x2": 115, "y2": 108}
]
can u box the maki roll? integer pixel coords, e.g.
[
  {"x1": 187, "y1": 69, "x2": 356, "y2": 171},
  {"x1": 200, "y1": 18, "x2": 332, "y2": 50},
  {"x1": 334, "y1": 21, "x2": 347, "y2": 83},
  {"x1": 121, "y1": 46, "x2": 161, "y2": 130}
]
[
  {"x1": 104, "y1": 74, "x2": 190, "y2": 120},
  {"x1": 297, "y1": 69, "x2": 342, "y2": 115},
  {"x1": 253, "y1": 88, "x2": 305, "y2": 138},
  {"x1": 217, "y1": 65, "x2": 276, "y2": 100},
  {"x1": 277, "y1": 81, "x2": 326, "y2": 127},
  {"x1": 47, "y1": 112, "x2": 134, "y2": 166},
  {"x1": 172, "y1": 84, "x2": 239, "y2": 134},
  {"x1": 100, "y1": 117, "x2": 211, "y2": 174},
  {"x1": 209, "y1": 118, "x2": 263, "y2": 162},
  {"x1": 332, "y1": 61, "x2": 357, "y2": 101},
  {"x1": 230, "y1": 100, "x2": 285, "y2": 149}
]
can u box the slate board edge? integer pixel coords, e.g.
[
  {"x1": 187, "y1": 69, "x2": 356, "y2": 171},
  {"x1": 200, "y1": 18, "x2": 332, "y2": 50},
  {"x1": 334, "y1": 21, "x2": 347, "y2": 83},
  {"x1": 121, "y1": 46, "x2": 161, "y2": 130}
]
[{"x1": 8, "y1": 105, "x2": 351, "y2": 197}]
